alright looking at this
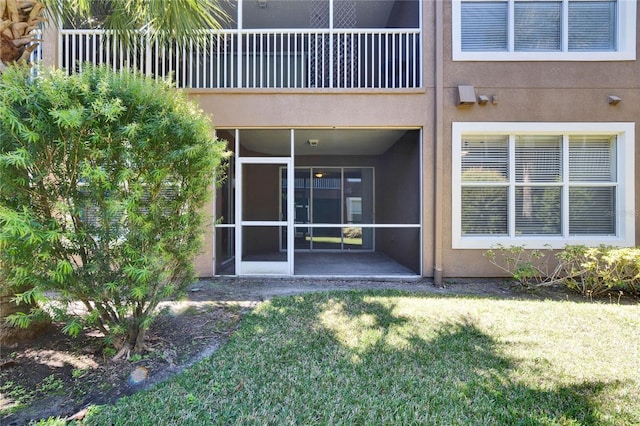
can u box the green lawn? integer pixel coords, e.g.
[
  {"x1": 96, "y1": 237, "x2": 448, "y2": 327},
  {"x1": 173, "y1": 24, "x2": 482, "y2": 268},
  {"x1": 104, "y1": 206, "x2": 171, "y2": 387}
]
[{"x1": 84, "y1": 291, "x2": 640, "y2": 425}]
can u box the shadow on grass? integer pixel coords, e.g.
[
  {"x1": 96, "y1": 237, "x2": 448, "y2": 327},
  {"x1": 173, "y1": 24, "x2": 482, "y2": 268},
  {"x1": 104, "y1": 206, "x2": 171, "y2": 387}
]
[
  {"x1": 299, "y1": 291, "x2": 617, "y2": 424},
  {"x1": 83, "y1": 290, "x2": 632, "y2": 425}
]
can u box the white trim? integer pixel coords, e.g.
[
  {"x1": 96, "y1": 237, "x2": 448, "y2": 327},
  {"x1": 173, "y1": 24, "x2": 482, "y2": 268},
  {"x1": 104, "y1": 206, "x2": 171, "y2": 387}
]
[
  {"x1": 236, "y1": 157, "x2": 293, "y2": 275},
  {"x1": 452, "y1": 122, "x2": 635, "y2": 249},
  {"x1": 452, "y1": 0, "x2": 636, "y2": 61}
]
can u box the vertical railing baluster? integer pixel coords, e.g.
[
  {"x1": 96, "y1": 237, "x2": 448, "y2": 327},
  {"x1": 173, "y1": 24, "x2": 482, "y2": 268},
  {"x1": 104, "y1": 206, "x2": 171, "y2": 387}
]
[
  {"x1": 377, "y1": 33, "x2": 381, "y2": 88},
  {"x1": 357, "y1": 33, "x2": 361, "y2": 88},
  {"x1": 350, "y1": 32, "x2": 354, "y2": 88},
  {"x1": 385, "y1": 33, "x2": 390, "y2": 89},
  {"x1": 287, "y1": 32, "x2": 291, "y2": 88},
  {"x1": 260, "y1": 34, "x2": 271, "y2": 88},
  {"x1": 209, "y1": 32, "x2": 214, "y2": 88},
  {"x1": 59, "y1": 27, "x2": 422, "y2": 90},
  {"x1": 161, "y1": 39, "x2": 166, "y2": 82},
  {"x1": 182, "y1": 41, "x2": 187, "y2": 88},
  {"x1": 189, "y1": 38, "x2": 194, "y2": 88},
  {"x1": 71, "y1": 33, "x2": 77, "y2": 72},
  {"x1": 195, "y1": 37, "x2": 200, "y2": 88},
  {"x1": 412, "y1": 34, "x2": 422, "y2": 87},
  {"x1": 280, "y1": 33, "x2": 284, "y2": 88},
  {"x1": 168, "y1": 42, "x2": 173, "y2": 84},
  {"x1": 216, "y1": 33, "x2": 221, "y2": 88},
  {"x1": 391, "y1": 33, "x2": 395, "y2": 89},
  {"x1": 364, "y1": 33, "x2": 368, "y2": 88},
  {"x1": 91, "y1": 32, "x2": 96, "y2": 66},
  {"x1": 252, "y1": 33, "x2": 257, "y2": 88}
]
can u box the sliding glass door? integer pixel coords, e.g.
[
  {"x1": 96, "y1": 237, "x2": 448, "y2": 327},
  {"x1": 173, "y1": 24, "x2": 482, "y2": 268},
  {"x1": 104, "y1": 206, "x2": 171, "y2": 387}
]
[{"x1": 286, "y1": 167, "x2": 374, "y2": 251}]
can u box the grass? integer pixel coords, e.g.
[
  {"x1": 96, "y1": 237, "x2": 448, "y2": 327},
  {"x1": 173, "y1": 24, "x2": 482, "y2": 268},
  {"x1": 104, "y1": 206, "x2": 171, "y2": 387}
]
[
  {"x1": 84, "y1": 291, "x2": 640, "y2": 425},
  {"x1": 306, "y1": 236, "x2": 363, "y2": 246}
]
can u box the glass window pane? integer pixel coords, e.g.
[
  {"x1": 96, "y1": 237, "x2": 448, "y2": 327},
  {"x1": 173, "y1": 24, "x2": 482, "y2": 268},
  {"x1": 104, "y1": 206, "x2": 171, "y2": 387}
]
[
  {"x1": 515, "y1": 1, "x2": 561, "y2": 51},
  {"x1": 461, "y1": 186, "x2": 508, "y2": 235},
  {"x1": 312, "y1": 169, "x2": 341, "y2": 224},
  {"x1": 569, "y1": 136, "x2": 616, "y2": 182},
  {"x1": 515, "y1": 187, "x2": 561, "y2": 235},
  {"x1": 342, "y1": 227, "x2": 374, "y2": 250},
  {"x1": 344, "y1": 168, "x2": 373, "y2": 224},
  {"x1": 309, "y1": 227, "x2": 342, "y2": 250},
  {"x1": 569, "y1": 1, "x2": 616, "y2": 51},
  {"x1": 569, "y1": 187, "x2": 616, "y2": 235},
  {"x1": 294, "y1": 226, "x2": 311, "y2": 249},
  {"x1": 515, "y1": 135, "x2": 562, "y2": 182},
  {"x1": 461, "y1": 136, "x2": 509, "y2": 182},
  {"x1": 461, "y1": 1, "x2": 508, "y2": 51}
]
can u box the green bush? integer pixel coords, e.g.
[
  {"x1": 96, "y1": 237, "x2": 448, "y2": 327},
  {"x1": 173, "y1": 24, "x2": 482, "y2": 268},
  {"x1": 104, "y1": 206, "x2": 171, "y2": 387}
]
[
  {"x1": 486, "y1": 244, "x2": 640, "y2": 297},
  {"x1": 556, "y1": 245, "x2": 640, "y2": 297},
  {"x1": 0, "y1": 64, "x2": 227, "y2": 356}
]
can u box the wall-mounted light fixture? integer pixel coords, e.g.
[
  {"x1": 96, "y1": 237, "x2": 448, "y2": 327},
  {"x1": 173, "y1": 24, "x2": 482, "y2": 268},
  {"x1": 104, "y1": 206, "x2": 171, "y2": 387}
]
[
  {"x1": 314, "y1": 172, "x2": 324, "y2": 178},
  {"x1": 478, "y1": 95, "x2": 490, "y2": 105},
  {"x1": 258, "y1": 0, "x2": 267, "y2": 8},
  {"x1": 608, "y1": 95, "x2": 621, "y2": 105},
  {"x1": 308, "y1": 139, "x2": 319, "y2": 147},
  {"x1": 456, "y1": 85, "x2": 476, "y2": 108}
]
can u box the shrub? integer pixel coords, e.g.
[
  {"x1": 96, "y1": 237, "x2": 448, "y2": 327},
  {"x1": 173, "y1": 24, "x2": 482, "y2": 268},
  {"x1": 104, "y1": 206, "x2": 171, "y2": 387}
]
[
  {"x1": 484, "y1": 244, "x2": 559, "y2": 287},
  {"x1": 0, "y1": 64, "x2": 227, "y2": 356},
  {"x1": 486, "y1": 244, "x2": 640, "y2": 297},
  {"x1": 556, "y1": 245, "x2": 640, "y2": 297}
]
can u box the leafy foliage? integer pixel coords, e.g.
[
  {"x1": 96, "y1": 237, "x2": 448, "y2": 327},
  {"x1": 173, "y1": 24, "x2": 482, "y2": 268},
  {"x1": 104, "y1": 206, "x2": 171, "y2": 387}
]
[
  {"x1": 0, "y1": 64, "x2": 227, "y2": 354},
  {"x1": 486, "y1": 244, "x2": 640, "y2": 297}
]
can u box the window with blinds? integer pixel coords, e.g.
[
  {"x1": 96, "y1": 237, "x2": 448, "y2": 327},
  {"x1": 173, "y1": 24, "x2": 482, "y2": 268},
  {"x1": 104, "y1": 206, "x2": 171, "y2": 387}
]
[
  {"x1": 460, "y1": 133, "x2": 617, "y2": 237},
  {"x1": 460, "y1": 0, "x2": 617, "y2": 53}
]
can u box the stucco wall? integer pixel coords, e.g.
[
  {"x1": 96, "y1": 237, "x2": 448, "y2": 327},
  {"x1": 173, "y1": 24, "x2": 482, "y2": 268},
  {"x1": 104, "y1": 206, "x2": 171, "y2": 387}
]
[{"x1": 439, "y1": 1, "x2": 640, "y2": 277}]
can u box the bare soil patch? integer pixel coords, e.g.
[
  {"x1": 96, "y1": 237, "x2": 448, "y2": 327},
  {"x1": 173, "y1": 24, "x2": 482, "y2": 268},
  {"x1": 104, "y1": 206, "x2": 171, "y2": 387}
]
[{"x1": 1, "y1": 277, "x2": 634, "y2": 424}]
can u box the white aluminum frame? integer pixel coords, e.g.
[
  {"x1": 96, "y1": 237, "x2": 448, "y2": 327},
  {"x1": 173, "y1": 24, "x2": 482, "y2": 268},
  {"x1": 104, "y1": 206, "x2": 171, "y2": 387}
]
[
  {"x1": 215, "y1": 127, "x2": 423, "y2": 277},
  {"x1": 235, "y1": 131, "x2": 294, "y2": 275},
  {"x1": 281, "y1": 166, "x2": 378, "y2": 253},
  {"x1": 452, "y1": 0, "x2": 636, "y2": 61},
  {"x1": 452, "y1": 122, "x2": 636, "y2": 249}
]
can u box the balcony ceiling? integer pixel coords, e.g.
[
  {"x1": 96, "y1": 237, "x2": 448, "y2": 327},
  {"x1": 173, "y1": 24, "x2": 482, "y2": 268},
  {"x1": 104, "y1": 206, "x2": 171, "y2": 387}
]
[
  {"x1": 239, "y1": 129, "x2": 410, "y2": 156},
  {"x1": 239, "y1": 0, "x2": 398, "y2": 29}
]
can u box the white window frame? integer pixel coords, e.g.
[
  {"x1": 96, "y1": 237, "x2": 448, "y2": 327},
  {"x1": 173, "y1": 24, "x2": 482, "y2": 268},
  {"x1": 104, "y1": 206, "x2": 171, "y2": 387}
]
[
  {"x1": 452, "y1": 0, "x2": 636, "y2": 61},
  {"x1": 452, "y1": 122, "x2": 635, "y2": 249}
]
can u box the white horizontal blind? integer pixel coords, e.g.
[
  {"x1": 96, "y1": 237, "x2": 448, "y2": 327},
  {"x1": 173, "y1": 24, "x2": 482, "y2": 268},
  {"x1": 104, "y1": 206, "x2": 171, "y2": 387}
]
[
  {"x1": 515, "y1": 136, "x2": 562, "y2": 182},
  {"x1": 569, "y1": 1, "x2": 616, "y2": 51},
  {"x1": 569, "y1": 136, "x2": 616, "y2": 235},
  {"x1": 459, "y1": 0, "x2": 619, "y2": 54},
  {"x1": 461, "y1": 136, "x2": 509, "y2": 235},
  {"x1": 461, "y1": 187, "x2": 509, "y2": 235},
  {"x1": 459, "y1": 132, "x2": 620, "y2": 238},
  {"x1": 515, "y1": 136, "x2": 562, "y2": 235},
  {"x1": 461, "y1": 136, "x2": 509, "y2": 182},
  {"x1": 515, "y1": 186, "x2": 562, "y2": 234},
  {"x1": 569, "y1": 136, "x2": 616, "y2": 182},
  {"x1": 515, "y1": 1, "x2": 562, "y2": 51},
  {"x1": 569, "y1": 187, "x2": 615, "y2": 235},
  {"x1": 461, "y1": 2, "x2": 508, "y2": 51}
]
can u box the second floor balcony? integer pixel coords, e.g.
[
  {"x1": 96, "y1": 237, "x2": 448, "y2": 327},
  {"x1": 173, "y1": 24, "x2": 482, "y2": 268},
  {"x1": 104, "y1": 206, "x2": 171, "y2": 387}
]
[{"x1": 59, "y1": 0, "x2": 422, "y2": 90}]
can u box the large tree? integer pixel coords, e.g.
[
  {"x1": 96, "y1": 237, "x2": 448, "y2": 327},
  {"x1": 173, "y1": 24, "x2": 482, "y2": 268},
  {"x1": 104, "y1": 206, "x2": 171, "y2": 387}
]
[{"x1": 0, "y1": 0, "x2": 229, "y2": 69}]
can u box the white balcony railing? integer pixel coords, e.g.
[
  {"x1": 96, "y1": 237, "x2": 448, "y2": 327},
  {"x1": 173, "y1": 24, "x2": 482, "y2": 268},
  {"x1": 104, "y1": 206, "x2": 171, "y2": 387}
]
[{"x1": 59, "y1": 28, "x2": 421, "y2": 89}]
